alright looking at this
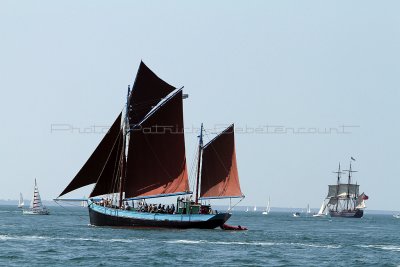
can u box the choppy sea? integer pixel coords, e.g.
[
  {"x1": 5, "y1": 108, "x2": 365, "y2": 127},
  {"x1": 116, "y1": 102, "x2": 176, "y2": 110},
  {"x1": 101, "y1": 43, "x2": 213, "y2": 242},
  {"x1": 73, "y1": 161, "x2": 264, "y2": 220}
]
[{"x1": 0, "y1": 205, "x2": 399, "y2": 266}]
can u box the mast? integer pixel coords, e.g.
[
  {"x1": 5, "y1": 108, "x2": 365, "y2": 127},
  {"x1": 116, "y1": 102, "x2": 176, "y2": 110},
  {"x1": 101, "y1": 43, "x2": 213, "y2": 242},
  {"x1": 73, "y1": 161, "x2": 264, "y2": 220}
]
[
  {"x1": 346, "y1": 162, "x2": 351, "y2": 210},
  {"x1": 343, "y1": 162, "x2": 357, "y2": 211},
  {"x1": 195, "y1": 123, "x2": 203, "y2": 204},
  {"x1": 119, "y1": 85, "x2": 130, "y2": 208},
  {"x1": 333, "y1": 163, "x2": 341, "y2": 212}
]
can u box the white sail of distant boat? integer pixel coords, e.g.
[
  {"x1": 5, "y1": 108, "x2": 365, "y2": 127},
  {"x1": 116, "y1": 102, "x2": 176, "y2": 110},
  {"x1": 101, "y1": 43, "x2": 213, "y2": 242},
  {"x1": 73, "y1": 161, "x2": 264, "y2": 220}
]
[
  {"x1": 262, "y1": 197, "x2": 271, "y2": 215},
  {"x1": 307, "y1": 204, "x2": 311, "y2": 214},
  {"x1": 23, "y1": 179, "x2": 50, "y2": 215},
  {"x1": 245, "y1": 207, "x2": 249, "y2": 212},
  {"x1": 253, "y1": 205, "x2": 257, "y2": 212},
  {"x1": 81, "y1": 196, "x2": 87, "y2": 207},
  {"x1": 313, "y1": 200, "x2": 327, "y2": 217},
  {"x1": 18, "y1": 193, "x2": 24, "y2": 208}
]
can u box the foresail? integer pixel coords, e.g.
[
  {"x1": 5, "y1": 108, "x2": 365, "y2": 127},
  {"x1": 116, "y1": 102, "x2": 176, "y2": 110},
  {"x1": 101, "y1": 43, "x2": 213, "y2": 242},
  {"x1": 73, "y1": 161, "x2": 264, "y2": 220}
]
[
  {"x1": 124, "y1": 90, "x2": 189, "y2": 199},
  {"x1": 59, "y1": 113, "x2": 122, "y2": 197},
  {"x1": 89, "y1": 129, "x2": 124, "y2": 197},
  {"x1": 200, "y1": 124, "x2": 243, "y2": 199}
]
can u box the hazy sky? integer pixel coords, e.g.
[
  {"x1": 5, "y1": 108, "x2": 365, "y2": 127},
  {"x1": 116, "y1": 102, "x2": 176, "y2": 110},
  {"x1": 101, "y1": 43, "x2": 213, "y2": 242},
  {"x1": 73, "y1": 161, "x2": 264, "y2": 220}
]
[{"x1": 1, "y1": 1, "x2": 399, "y2": 210}]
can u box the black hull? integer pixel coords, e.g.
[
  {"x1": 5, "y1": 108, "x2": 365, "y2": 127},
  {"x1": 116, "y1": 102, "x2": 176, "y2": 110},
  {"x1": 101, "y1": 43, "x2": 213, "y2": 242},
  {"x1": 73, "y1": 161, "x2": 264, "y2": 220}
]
[
  {"x1": 329, "y1": 209, "x2": 363, "y2": 218},
  {"x1": 88, "y1": 207, "x2": 231, "y2": 229}
]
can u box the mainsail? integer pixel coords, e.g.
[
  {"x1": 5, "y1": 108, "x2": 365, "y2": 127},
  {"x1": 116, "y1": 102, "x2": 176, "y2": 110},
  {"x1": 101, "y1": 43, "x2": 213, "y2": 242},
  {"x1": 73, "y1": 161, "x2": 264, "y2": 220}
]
[
  {"x1": 199, "y1": 125, "x2": 243, "y2": 199},
  {"x1": 124, "y1": 90, "x2": 189, "y2": 199},
  {"x1": 59, "y1": 62, "x2": 177, "y2": 198},
  {"x1": 18, "y1": 193, "x2": 24, "y2": 208},
  {"x1": 317, "y1": 200, "x2": 326, "y2": 215}
]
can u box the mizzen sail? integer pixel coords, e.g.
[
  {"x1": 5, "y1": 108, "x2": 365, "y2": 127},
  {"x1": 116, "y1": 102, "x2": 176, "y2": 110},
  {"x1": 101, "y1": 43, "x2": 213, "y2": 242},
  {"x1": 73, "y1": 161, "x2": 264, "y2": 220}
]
[{"x1": 200, "y1": 124, "x2": 243, "y2": 199}]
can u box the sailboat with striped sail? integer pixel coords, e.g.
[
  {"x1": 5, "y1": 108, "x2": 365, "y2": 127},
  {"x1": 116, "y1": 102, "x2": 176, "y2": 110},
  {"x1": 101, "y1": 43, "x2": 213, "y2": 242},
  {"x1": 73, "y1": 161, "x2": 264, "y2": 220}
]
[
  {"x1": 56, "y1": 62, "x2": 244, "y2": 228},
  {"x1": 23, "y1": 179, "x2": 49, "y2": 215}
]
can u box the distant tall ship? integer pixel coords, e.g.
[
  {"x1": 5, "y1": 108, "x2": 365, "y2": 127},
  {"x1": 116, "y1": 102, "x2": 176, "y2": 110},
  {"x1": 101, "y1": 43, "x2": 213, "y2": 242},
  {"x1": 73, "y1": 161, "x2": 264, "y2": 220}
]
[
  {"x1": 326, "y1": 162, "x2": 368, "y2": 218},
  {"x1": 23, "y1": 179, "x2": 50, "y2": 215},
  {"x1": 57, "y1": 62, "x2": 244, "y2": 229}
]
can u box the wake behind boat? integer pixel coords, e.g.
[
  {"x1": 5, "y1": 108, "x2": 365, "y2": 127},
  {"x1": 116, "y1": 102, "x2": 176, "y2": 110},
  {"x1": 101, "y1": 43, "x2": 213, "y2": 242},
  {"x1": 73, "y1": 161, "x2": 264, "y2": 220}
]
[
  {"x1": 57, "y1": 62, "x2": 244, "y2": 229},
  {"x1": 23, "y1": 179, "x2": 49, "y2": 215}
]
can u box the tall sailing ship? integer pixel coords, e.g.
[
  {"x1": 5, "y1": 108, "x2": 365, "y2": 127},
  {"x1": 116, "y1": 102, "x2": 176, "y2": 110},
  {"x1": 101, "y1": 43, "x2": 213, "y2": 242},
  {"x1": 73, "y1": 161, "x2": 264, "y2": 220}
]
[
  {"x1": 326, "y1": 162, "x2": 368, "y2": 218},
  {"x1": 57, "y1": 62, "x2": 244, "y2": 229}
]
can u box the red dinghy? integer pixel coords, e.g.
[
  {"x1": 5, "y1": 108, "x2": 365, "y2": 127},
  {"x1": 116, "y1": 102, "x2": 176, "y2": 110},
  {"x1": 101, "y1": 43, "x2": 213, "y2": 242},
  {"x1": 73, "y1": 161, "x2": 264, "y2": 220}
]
[{"x1": 220, "y1": 224, "x2": 248, "y2": 231}]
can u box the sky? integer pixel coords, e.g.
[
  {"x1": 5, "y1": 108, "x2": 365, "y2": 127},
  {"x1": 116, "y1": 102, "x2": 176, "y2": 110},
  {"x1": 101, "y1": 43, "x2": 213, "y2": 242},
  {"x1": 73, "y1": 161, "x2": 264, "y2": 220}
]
[{"x1": 0, "y1": 1, "x2": 399, "y2": 210}]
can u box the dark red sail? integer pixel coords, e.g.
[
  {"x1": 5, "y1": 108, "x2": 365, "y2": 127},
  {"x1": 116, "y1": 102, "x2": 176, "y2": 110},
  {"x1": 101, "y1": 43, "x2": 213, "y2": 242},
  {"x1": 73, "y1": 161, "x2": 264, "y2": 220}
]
[
  {"x1": 59, "y1": 113, "x2": 122, "y2": 197},
  {"x1": 89, "y1": 129, "x2": 124, "y2": 197},
  {"x1": 124, "y1": 90, "x2": 189, "y2": 198},
  {"x1": 129, "y1": 61, "x2": 176, "y2": 124},
  {"x1": 200, "y1": 125, "x2": 243, "y2": 199}
]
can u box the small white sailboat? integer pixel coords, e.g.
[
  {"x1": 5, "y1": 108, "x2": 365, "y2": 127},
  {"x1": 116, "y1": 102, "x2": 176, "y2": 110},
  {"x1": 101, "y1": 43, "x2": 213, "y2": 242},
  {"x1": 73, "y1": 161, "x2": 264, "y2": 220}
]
[
  {"x1": 313, "y1": 200, "x2": 327, "y2": 217},
  {"x1": 293, "y1": 212, "x2": 301, "y2": 217},
  {"x1": 306, "y1": 204, "x2": 311, "y2": 215},
  {"x1": 18, "y1": 193, "x2": 24, "y2": 208},
  {"x1": 81, "y1": 196, "x2": 87, "y2": 208},
  {"x1": 253, "y1": 205, "x2": 257, "y2": 212},
  {"x1": 262, "y1": 197, "x2": 271, "y2": 215},
  {"x1": 23, "y1": 179, "x2": 50, "y2": 215},
  {"x1": 245, "y1": 207, "x2": 249, "y2": 212},
  {"x1": 393, "y1": 213, "x2": 400, "y2": 219}
]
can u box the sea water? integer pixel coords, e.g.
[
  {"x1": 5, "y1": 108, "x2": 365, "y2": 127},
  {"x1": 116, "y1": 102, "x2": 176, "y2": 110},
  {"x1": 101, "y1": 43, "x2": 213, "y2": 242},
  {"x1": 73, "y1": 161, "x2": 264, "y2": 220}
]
[{"x1": 0, "y1": 205, "x2": 399, "y2": 266}]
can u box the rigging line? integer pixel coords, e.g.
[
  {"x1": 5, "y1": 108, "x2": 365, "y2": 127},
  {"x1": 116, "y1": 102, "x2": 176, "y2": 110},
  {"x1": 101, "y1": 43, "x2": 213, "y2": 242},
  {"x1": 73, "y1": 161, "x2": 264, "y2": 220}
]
[
  {"x1": 188, "y1": 146, "x2": 199, "y2": 193},
  {"x1": 228, "y1": 196, "x2": 245, "y2": 212},
  {"x1": 90, "y1": 128, "x2": 123, "y2": 197},
  {"x1": 130, "y1": 97, "x2": 166, "y2": 110},
  {"x1": 53, "y1": 200, "x2": 89, "y2": 223},
  {"x1": 129, "y1": 89, "x2": 183, "y2": 130}
]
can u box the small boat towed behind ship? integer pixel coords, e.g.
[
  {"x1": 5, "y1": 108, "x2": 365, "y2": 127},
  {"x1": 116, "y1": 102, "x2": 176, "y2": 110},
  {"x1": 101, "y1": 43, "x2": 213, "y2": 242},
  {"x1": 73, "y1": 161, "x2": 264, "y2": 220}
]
[
  {"x1": 326, "y1": 162, "x2": 368, "y2": 218},
  {"x1": 57, "y1": 62, "x2": 244, "y2": 229},
  {"x1": 23, "y1": 179, "x2": 49, "y2": 215}
]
